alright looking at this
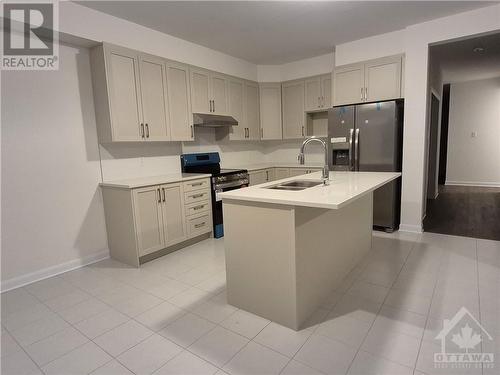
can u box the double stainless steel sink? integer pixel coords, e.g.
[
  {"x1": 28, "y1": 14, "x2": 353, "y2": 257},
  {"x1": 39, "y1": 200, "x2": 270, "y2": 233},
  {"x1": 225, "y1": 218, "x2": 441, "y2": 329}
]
[{"x1": 264, "y1": 179, "x2": 323, "y2": 191}]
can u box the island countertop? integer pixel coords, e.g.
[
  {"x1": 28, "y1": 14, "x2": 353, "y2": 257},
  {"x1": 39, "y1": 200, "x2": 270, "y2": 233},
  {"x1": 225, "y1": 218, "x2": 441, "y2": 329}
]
[{"x1": 219, "y1": 171, "x2": 401, "y2": 209}]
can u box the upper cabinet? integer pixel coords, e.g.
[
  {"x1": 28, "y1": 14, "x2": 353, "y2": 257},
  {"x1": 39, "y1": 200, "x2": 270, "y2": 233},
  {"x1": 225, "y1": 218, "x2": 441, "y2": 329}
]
[
  {"x1": 245, "y1": 81, "x2": 260, "y2": 140},
  {"x1": 226, "y1": 78, "x2": 246, "y2": 140},
  {"x1": 259, "y1": 83, "x2": 282, "y2": 140},
  {"x1": 282, "y1": 80, "x2": 306, "y2": 139},
  {"x1": 333, "y1": 55, "x2": 403, "y2": 106},
  {"x1": 90, "y1": 43, "x2": 193, "y2": 143},
  {"x1": 190, "y1": 68, "x2": 229, "y2": 115},
  {"x1": 304, "y1": 73, "x2": 332, "y2": 111}
]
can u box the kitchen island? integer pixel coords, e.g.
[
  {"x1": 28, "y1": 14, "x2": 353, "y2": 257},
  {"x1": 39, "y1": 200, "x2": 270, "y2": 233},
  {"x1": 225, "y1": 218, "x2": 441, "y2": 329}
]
[{"x1": 219, "y1": 171, "x2": 400, "y2": 330}]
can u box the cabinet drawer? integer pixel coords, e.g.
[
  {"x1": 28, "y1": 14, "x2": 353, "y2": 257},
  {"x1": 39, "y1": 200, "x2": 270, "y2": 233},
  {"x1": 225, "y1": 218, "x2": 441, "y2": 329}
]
[
  {"x1": 187, "y1": 214, "x2": 211, "y2": 237},
  {"x1": 185, "y1": 200, "x2": 211, "y2": 216},
  {"x1": 183, "y1": 179, "x2": 210, "y2": 192},
  {"x1": 184, "y1": 189, "x2": 210, "y2": 204}
]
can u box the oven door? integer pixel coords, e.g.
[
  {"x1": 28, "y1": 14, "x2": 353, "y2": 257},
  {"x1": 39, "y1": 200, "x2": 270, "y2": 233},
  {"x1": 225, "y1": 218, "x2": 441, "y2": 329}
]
[{"x1": 212, "y1": 180, "x2": 249, "y2": 238}]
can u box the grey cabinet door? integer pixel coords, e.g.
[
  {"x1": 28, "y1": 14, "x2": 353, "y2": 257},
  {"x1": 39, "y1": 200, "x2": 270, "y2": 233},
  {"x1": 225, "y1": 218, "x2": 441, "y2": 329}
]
[
  {"x1": 333, "y1": 65, "x2": 364, "y2": 106},
  {"x1": 105, "y1": 46, "x2": 143, "y2": 141},
  {"x1": 259, "y1": 83, "x2": 282, "y2": 140},
  {"x1": 138, "y1": 54, "x2": 169, "y2": 141},
  {"x1": 190, "y1": 68, "x2": 211, "y2": 114},
  {"x1": 161, "y1": 183, "x2": 187, "y2": 246},
  {"x1": 305, "y1": 77, "x2": 321, "y2": 111},
  {"x1": 282, "y1": 80, "x2": 305, "y2": 139},
  {"x1": 167, "y1": 62, "x2": 193, "y2": 141},
  {"x1": 245, "y1": 82, "x2": 260, "y2": 140},
  {"x1": 365, "y1": 56, "x2": 402, "y2": 102},
  {"x1": 228, "y1": 79, "x2": 245, "y2": 140},
  {"x1": 211, "y1": 73, "x2": 229, "y2": 115},
  {"x1": 133, "y1": 186, "x2": 164, "y2": 256}
]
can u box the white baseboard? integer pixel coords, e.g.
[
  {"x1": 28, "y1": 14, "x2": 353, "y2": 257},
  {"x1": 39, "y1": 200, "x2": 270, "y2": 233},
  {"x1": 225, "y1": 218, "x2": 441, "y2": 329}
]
[
  {"x1": 1, "y1": 249, "x2": 110, "y2": 293},
  {"x1": 445, "y1": 181, "x2": 500, "y2": 188},
  {"x1": 399, "y1": 224, "x2": 423, "y2": 233}
]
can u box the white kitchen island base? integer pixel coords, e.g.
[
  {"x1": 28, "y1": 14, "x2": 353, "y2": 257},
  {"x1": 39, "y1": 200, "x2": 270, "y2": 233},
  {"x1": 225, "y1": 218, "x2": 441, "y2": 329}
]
[{"x1": 223, "y1": 192, "x2": 373, "y2": 330}]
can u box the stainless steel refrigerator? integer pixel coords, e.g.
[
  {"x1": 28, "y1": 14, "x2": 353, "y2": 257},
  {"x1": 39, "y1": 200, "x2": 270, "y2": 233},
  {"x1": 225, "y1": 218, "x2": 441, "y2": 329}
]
[{"x1": 328, "y1": 100, "x2": 404, "y2": 231}]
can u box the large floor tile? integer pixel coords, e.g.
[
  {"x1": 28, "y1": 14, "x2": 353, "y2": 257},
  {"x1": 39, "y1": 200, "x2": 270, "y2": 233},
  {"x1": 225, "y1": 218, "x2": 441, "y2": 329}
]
[
  {"x1": 1, "y1": 329, "x2": 22, "y2": 358},
  {"x1": 135, "y1": 301, "x2": 186, "y2": 331},
  {"x1": 347, "y1": 350, "x2": 413, "y2": 375},
  {"x1": 220, "y1": 309, "x2": 270, "y2": 339},
  {"x1": 416, "y1": 341, "x2": 482, "y2": 375},
  {"x1": 188, "y1": 326, "x2": 249, "y2": 367},
  {"x1": 223, "y1": 341, "x2": 289, "y2": 375},
  {"x1": 315, "y1": 313, "x2": 371, "y2": 348},
  {"x1": 347, "y1": 280, "x2": 390, "y2": 304},
  {"x1": 280, "y1": 360, "x2": 324, "y2": 375},
  {"x1": 384, "y1": 288, "x2": 432, "y2": 315},
  {"x1": 361, "y1": 324, "x2": 421, "y2": 368},
  {"x1": 1, "y1": 349, "x2": 42, "y2": 375},
  {"x1": 372, "y1": 305, "x2": 426, "y2": 339},
  {"x1": 24, "y1": 326, "x2": 88, "y2": 366},
  {"x1": 10, "y1": 313, "x2": 69, "y2": 347},
  {"x1": 153, "y1": 350, "x2": 218, "y2": 375},
  {"x1": 331, "y1": 294, "x2": 381, "y2": 325},
  {"x1": 74, "y1": 308, "x2": 129, "y2": 339},
  {"x1": 24, "y1": 276, "x2": 77, "y2": 301},
  {"x1": 168, "y1": 287, "x2": 212, "y2": 310},
  {"x1": 1, "y1": 303, "x2": 54, "y2": 331},
  {"x1": 254, "y1": 322, "x2": 312, "y2": 357},
  {"x1": 90, "y1": 360, "x2": 134, "y2": 375},
  {"x1": 117, "y1": 334, "x2": 182, "y2": 374},
  {"x1": 94, "y1": 320, "x2": 154, "y2": 357},
  {"x1": 57, "y1": 297, "x2": 110, "y2": 324},
  {"x1": 42, "y1": 341, "x2": 112, "y2": 375},
  {"x1": 295, "y1": 334, "x2": 357, "y2": 375},
  {"x1": 192, "y1": 297, "x2": 238, "y2": 324},
  {"x1": 43, "y1": 289, "x2": 91, "y2": 312},
  {"x1": 159, "y1": 313, "x2": 216, "y2": 347},
  {"x1": 1, "y1": 288, "x2": 39, "y2": 315},
  {"x1": 104, "y1": 291, "x2": 163, "y2": 318}
]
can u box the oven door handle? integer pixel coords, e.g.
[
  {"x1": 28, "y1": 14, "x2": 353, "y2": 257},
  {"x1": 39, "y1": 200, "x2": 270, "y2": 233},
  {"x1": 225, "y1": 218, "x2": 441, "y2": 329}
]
[{"x1": 214, "y1": 179, "x2": 249, "y2": 190}]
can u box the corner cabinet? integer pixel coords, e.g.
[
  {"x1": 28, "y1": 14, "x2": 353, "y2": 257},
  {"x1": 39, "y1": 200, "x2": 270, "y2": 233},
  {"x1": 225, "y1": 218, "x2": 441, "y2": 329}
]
[
  {"x1": 282, "y1": 79, "x2": 306, "y2": 139},
  {"x1": 90, "y1": 43, "x2": 193, "y2": 143},
  {"x1": 190, "y1": 68, "x2": 229, "y2": 115},
  {"x1": 304, "y1": 74, "x2": 332, "y2": 111},
  {"x1": 259, "y1": 83, "x2": 282, "y2": 140},
  {"x1": 333, "y1": 55, "x2": 403, "y2": 106},
  {"x1": 101, "y1": 178, "x2": 212, "y2": 267}
]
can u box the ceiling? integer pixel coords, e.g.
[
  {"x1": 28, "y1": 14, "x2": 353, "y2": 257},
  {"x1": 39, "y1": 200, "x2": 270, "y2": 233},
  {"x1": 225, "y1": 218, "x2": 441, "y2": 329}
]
[
  {"x1": 77, "y1": 1, "x2": 496, "y2": 65},
  {"x1": 431, "y1": 32, "x2": 500, "y2": 83}
]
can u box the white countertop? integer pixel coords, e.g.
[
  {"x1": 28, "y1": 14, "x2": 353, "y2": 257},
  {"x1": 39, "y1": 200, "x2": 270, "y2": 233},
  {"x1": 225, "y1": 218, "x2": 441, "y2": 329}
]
[
  {"x1": 223, "y1": 162, "x2": 324, "y2": 172},
  {"x1": 100, "y1": 173, "x2": 211, "y2": 189},
  {"x1": 219, "y1": 171, "x2": 401, "y2": 209}
]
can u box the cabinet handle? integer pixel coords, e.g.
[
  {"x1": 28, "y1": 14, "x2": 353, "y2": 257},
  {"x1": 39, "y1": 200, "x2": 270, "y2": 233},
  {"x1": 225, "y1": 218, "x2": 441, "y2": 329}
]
[
  {"x1": 260, "y1": 128, "x2": 263, "y2": 139},
  {"x1": 360, "y1": 87, "x2": 364, "y2": 101},
  {"x1": 265, "y1": 170, "x2": 269, "y2": 181},
  {"x1": 157, "y1": 188, "x2": 161, "y2": 203},
  {"x1": 209, "y1": 100, "x2": 212, "y2": 112},
  {"x1": 213, "y1": 100, "x2": 215, "y2": 113},
  {"x1": 301, "y1": 126, "x2": 304, "y2": 137},
  {"x1": 191, "y1": 182, "x2": 203, "y2": 187},
  {"x1": 190, "y1": 125, "x2": 194, "y2": 138},
  {"x1": 145, "y1": 123, "x2": 149, "y2": 138},
  {"x1": 140, "y1": 123, "x2": 145, "y2": 138},
  {"x1": 192, "y1": 193, "x2": 204, "y2": 199},
  {"x1": 321, "y1": 96, "x2": 325, "y2": 107},
  {"x1": 193, "y1": 204, "x2": 204, "y2": 210},
  {"x1": 162, "y1": 188, "x2": 166, "y2": 202},
  {"x1": 365, "y1": 87, "x2": 368, "y2": 101},
  {"x1": 318, "y1": 96, "x2": 321, "y2": 108},
  {"x1": 194, "y1": 222, "x2": 206, "y2": 229}
]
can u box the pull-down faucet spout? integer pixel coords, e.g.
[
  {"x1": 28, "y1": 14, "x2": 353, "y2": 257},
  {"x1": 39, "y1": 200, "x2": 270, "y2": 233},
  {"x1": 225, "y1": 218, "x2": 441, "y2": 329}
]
[{"x1": 298, "y1": 136, "x2": 330, "y2": 185}]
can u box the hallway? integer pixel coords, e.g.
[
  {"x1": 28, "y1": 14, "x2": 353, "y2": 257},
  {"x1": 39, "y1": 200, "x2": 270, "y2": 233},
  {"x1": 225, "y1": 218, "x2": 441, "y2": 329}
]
[{"x1": 424, "y1": 185, "x2": 500, "y2": 240}]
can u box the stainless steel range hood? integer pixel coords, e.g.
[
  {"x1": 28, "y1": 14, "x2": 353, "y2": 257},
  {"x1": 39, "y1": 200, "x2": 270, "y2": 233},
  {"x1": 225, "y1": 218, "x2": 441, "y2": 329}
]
[{"x1": 193, "y1": 113, "x2": 238, "y2": 127}]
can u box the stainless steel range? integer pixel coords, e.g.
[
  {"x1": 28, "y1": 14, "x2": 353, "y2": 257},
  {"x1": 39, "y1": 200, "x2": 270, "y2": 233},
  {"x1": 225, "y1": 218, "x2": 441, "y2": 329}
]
[{"x1": 180, "y1": 153, "x2": 249, "y2": 238}]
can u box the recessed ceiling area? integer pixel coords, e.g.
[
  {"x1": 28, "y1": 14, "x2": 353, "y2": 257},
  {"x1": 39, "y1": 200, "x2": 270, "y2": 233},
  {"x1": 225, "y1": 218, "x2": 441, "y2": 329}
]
[
  {"x1": 76, "y1": 1, "x2": 495, "y2": 65},
  {"x1": 431, "y1": 32, "x2": 500, "y2": 83}
]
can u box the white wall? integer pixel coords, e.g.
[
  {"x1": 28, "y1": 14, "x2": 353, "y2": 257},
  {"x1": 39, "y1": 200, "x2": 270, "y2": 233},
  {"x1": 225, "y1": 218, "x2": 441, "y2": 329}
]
[
  {"x1": 1, "y1": 43, "x2": 109, "y2": 289},
  {"x1": 335, "y1": 3, "x2": 500, "y2": 232},
  {"x1": 446, "y1": 77, "x2": 500, "y2": 186}
]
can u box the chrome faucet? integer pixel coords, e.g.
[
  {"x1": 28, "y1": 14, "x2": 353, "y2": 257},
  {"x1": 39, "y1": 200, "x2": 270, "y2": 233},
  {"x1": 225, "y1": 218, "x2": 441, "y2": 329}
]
[{"x1": 298, "y1": 136, "x2": 330, "y2": 185}]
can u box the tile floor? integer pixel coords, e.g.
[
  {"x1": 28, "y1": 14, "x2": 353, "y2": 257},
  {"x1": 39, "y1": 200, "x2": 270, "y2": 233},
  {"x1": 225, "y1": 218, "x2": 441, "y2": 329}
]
[{"x1": 1, "y1": 231, "x2": 499, "y2": 375}]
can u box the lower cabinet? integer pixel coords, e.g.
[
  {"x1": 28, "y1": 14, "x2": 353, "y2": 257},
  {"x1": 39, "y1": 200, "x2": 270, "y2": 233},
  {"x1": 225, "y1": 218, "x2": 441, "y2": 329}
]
[
  {"x1": 274, "y1": 168, "x2": 290, "y2": 180},
  {"x1": 248, "y1": 167, "x2": 322, "y2": 186},
  {"x1": 248, "y1": 168, "x2": 274, "y2": 186},
  {"x1": 101, "y1": 178, "x2": 212, "y2": 267}
]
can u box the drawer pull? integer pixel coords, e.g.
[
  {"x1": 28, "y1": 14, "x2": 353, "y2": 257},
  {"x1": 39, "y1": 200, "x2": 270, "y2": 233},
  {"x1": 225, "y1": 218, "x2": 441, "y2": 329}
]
[
  {"x1": 191, "y1": 193, "x2": 204, "y2": 199},
  {"x1": 193, "y1": 205, "x2": 204, "y2": 210},
  {"x1": 191, "y1": 182, "x2": 203, "y2": 187},
  {"x1": 194, "y1": 222, "x2": 206, "y2": 228}
]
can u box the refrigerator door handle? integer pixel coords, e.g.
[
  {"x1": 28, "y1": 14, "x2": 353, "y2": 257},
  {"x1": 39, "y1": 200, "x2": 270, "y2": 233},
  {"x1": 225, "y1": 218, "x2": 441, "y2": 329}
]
[
  {"x1": 348, "y1": 128, "x2": 354, "y2": 171},
  {"x1": 354, "y1": 128, "x2": 360, "y2": 171}
]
